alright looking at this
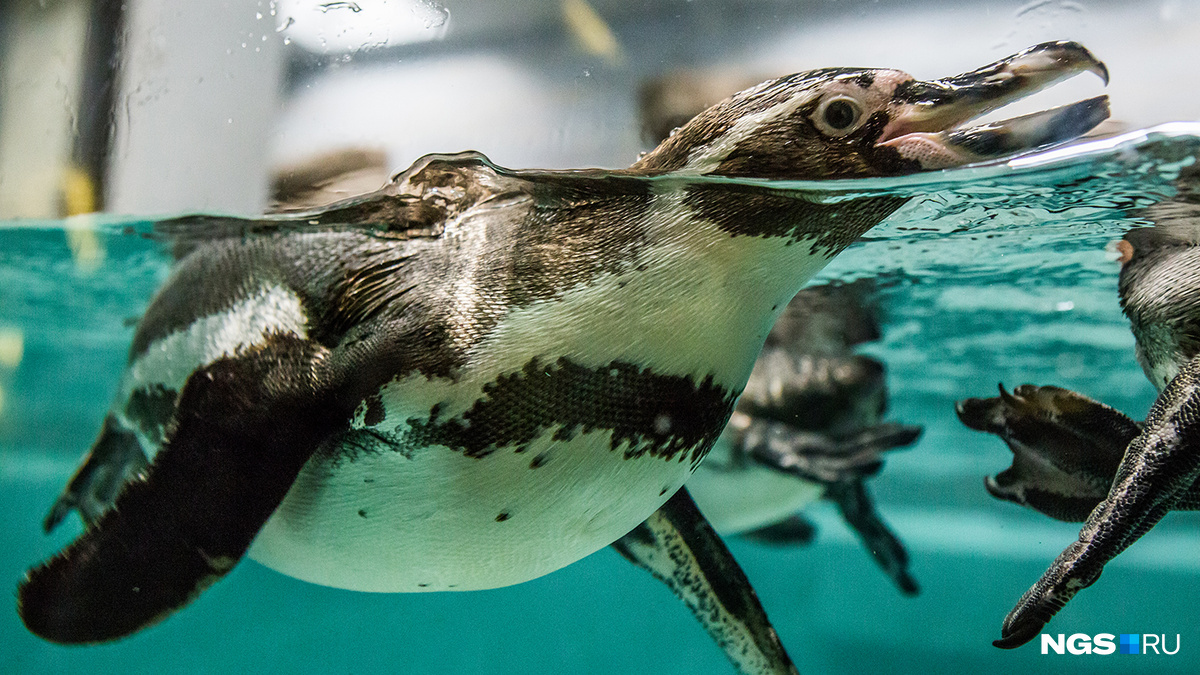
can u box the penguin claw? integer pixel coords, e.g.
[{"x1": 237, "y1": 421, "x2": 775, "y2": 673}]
[
  {"x1": 994, "y1": 617, "x2": 1046, "y2": 649},
  {"x1": 996, "y1": 583, "x2": 1062, "y2": 649},
  {"x1": 994, "y1": 554, "x2": 1100, "y2": 649}
]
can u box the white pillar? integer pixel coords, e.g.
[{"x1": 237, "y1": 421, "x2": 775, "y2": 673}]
[{"x1": 106, "y1": 0, "x2": 285, "y2": 216}]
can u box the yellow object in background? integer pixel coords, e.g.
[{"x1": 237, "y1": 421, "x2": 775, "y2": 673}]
[
  {"x1": 561, "y1": 0, "x2": 623, "y2": 65},
  {"x1": 61, "y1": 165, "x2": 96, "y2": 215},
  {"x1": 0, "y1": 327, "x2": 21, "y2": 418},
  {"x1": 0, "y1": 328, "x2": 22, "y2": 369},
  {"x1": 62, "y1": 166, "x2": 105, "y2": 273}
]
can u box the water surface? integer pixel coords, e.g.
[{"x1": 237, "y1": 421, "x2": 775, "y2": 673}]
[{"x1": 3, "y1": 125, "x2": 1199, "y2": 674}]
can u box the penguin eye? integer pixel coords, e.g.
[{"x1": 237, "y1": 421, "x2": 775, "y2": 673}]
[{"x1": 815, "y1": 96, "x2": 865, "y2": 136}]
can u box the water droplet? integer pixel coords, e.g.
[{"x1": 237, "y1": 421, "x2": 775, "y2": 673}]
[
  {"x1": 422, "y1": 2, "x2": 450, "y2": 29},
  {"x1": 276, "y1": 16, "x2": 295, "y2": 32},
  {"x1": 255, "y1": 11, "x2": 263, "y2": 19},
  {"x1": 318, "y1": 1, "x2": 361, "y2": 13}
]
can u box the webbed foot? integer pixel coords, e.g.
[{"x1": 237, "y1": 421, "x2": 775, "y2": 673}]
[
  {"x1": 956, "y1": 383, "x2": 1141, "y2": 521},
  {"x1": 732, "y1": 416, "x2": 921, "y2": 595},
  {"x1": 825, "y1": 480, "x2": 919, "y2": 596},
  {"x1": 987, "y1": 356, "x2": 1200, "y2": 648}
]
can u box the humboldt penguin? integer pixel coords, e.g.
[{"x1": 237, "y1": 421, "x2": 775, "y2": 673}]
[
  {"x1": 686, "y1": 280, "x2": 922, "y2": 595},
  {"x1": 20, "y1": 42, "x2": 1109, "y2": 674},
  {"x1": 956, "y1": 161, "x2": 1200, "y2": 649}
]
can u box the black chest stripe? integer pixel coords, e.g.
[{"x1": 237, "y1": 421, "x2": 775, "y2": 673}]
[
  {"x1": 403, "y1": 357, "x2": 736, "y2": 465},
  {"x1": 683, "y1": 184, "x2": 908, "y2": 256}
]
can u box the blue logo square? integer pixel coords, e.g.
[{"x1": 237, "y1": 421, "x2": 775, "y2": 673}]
[{"x1": 1120, "y1": 633, "x2": 1140, "y2": 655}]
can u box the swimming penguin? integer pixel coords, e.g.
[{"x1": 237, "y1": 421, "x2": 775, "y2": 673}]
[
  {"x1": 955, "y1": 161, "x2": 1200, "y2": 649},
  {"x1": 686, "y1": 280, "x2": 922, "y2": 595},
  {"x1": 20, "y1": 43, "x2": 1109, "y2": 674}
]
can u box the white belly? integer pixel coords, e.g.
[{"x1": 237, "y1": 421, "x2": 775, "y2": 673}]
[
  {"x1": 123, "y1": 209, "x2": 831, "y2": 593},
  {"x1": 248, "y1": 422, "x2": 695, "y2": 592}
]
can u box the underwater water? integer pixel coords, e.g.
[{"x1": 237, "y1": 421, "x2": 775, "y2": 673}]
[{"x1": 2, "y1": 124, "x2": 1200, "y2": 674}]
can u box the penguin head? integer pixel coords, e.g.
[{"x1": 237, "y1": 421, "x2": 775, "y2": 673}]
[{"x1": 633, "y1": 41, "x2": 1109, "y2": 180}]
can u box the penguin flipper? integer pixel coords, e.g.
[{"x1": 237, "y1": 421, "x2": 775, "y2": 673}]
[
  {"x1": 742, "y1": 417, "x2": 919, "y2": 484},
  {"x1": 43, "y1": 417, "x2": 149, "y2": 533},
  {"x1": 995, "y1": 357, "x2": 1200, "y2": 649},
  {"x1": 19, "y1": 333, "x2": 342, "y2": 644},
  {"x1": 612, "y1": 487, "x2": 798, "y2": 675},
  {"x1": 956, "y1": 384, "x2": 1142, "y2": 522},
  {"x1": 741, "y1": 514, "x2": 818, "y2": 546},
  {"x1": 824, "y1": 480, "x2": 919, "y2": 596}
]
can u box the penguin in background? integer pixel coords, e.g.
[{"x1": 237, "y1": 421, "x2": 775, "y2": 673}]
[
  {"x1": 957, "y1": 162, "x2": 1200, "y2": 649},
  {"x1": 685, "y1": 279, "x2": 922, "y2": 596}
]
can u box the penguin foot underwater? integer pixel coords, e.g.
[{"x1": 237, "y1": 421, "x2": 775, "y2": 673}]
[
  {"x1": 686, "y1": 280, "x2": 923, "y2": 597},
  {"x1": 956, "y1": 163, "x2": 1200, "y2": 650},
  {"x1": 21, "y1": 42, "x2": 1108, "y2": 674}
]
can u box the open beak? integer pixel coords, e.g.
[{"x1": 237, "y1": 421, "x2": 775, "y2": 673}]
[{"x1": 878, "y1": 41, "x2": 1110, "y2": 169}]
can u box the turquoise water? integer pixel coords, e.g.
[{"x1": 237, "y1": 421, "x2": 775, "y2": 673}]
[{"x1": 2, "y1": 125, "x2": 1200, "y2": 674}]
